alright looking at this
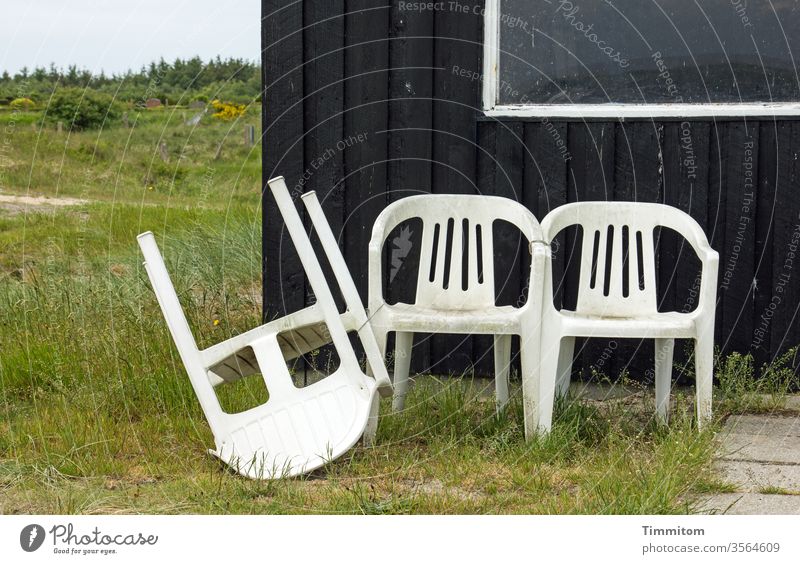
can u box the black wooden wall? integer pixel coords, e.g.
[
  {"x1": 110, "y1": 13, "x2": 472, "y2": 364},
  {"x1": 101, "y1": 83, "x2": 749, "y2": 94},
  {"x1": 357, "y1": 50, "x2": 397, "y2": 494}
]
[{"x1": 262, "y1": 1, "x2": 800, "y2": 380}]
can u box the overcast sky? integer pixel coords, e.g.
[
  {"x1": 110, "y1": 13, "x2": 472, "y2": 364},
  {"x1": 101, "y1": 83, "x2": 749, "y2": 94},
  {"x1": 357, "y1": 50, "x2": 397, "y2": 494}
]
[{"x1": 0, "y1": 0, "x2": 260, "y2": 75}]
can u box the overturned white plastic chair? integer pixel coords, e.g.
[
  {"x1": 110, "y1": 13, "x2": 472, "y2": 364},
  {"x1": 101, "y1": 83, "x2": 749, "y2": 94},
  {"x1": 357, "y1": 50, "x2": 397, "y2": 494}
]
[
  {"x1": 138, "y1": 176, "x2": 391, "y2": 479},
  {"x1": 539, "y1": 202, "x2": 718, "y2": 428},
  {"x1": 367, "y1": 194, "x2": 551, "y2": 437}
]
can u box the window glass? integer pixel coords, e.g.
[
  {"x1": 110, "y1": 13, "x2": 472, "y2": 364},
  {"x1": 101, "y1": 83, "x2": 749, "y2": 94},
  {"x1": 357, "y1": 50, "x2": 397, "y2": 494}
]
[{"x1": 498, "y1": 0, "x2": 800, "y2": 105}]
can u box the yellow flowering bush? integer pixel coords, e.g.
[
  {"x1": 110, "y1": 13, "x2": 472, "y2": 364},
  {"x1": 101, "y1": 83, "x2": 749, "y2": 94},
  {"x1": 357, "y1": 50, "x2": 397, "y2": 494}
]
[
  {"x1": 210, "y1": 99, "x2": 246, "y2": 121},
  {"x1": 9, "y1": 97, "x2": 36, "y2": 110}
]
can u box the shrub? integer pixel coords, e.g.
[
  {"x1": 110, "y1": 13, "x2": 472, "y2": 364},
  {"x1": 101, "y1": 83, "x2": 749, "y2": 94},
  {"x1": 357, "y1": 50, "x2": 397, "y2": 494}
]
[
  {"x1": 210, "y1": 99, "x2": 246, "y2": 121},
  {"x1": 46, "y1": 88, "x2": 120, "y2": 130},
  {"x1": 9, "y1": 97, "x2": 35, "y2": 110}
]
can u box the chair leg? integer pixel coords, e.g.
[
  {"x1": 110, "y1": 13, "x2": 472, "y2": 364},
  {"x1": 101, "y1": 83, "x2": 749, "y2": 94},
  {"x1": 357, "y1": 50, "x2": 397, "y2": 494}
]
[
  {"x1": 366, "y1": 328, "x2": 388, "y2": 379},
  {"x1": 523, "y1": 331, "x2": 558, "y2": 440},
  {"x1": 695, "y1": 331, "x2": 714, "y2": 429},
  {"x1": 494, "y1": 334, "x2": 512, "y2": 412},
  {"x1": 654, "y1": 337, "x2": 675, "y2": 424},
  {"x1": 555, "y1": 336, "x2": 574, "y2": 399},
  {"x1": 361, "y1": 392, "x2": 381, "y2": 447},
  {"x1": 392, "y1": 331, "x2": 414, "y2": 412}
]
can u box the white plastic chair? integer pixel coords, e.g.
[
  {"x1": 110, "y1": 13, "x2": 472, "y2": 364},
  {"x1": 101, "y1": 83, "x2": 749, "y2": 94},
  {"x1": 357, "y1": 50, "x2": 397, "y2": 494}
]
[
  {"x1": 539, "y1": 202, "x2": 719, "y2": 427},
  {"x1": 367, "y1": 194, "x2": 551, "y2": 437},
  {"x1": 138, "y1": 176, "x2": 391, "y2": 479}
]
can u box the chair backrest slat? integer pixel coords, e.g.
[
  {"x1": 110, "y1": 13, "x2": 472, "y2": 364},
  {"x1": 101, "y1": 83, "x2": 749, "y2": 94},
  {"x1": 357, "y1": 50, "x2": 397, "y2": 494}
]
[
  {"x1": 542, "y1": 202, "x2": 706, "y2": 317},
  {"x1": 373, "y1": 195, "x2": 541, "y2": 311}
]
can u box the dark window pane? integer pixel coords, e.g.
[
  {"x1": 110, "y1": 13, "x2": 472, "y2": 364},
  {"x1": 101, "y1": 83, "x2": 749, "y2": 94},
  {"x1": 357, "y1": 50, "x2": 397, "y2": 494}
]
[{"x1": 498, "y1": 0, "x2": 800, "y2": 105}]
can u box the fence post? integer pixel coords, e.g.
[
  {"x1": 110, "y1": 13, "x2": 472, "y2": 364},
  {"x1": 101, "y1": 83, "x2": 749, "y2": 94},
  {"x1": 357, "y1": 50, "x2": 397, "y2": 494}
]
[{"x1": 244, "y1": 125, "x2": 255, "y2": 147}]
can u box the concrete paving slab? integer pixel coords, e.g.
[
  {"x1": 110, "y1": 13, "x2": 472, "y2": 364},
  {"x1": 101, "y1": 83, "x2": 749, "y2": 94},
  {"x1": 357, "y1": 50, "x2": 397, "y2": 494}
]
[
  {"x1": 698, "y1": 413, "x2": 800, "y2": 514},
  {"x1": 719, "y1": 436, "x2": 800, "y2": 464},
  {"x1": 723, "y1": 414, "x2": 800, "y2": 437},
  {"x1": 715, "y1": 460, "x2": 800, "y2": 493},
  {"x1": 718, "y1": 415, "x2": 800, "y2": 465},
  {"x1": 696, "y1": 493, "x2": 800, "y2": 515}
]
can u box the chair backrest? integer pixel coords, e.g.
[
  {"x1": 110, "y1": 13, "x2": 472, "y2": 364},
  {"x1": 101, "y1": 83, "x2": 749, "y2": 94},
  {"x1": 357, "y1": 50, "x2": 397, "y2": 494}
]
[
  {"x1": 540, "y1": 201, "x2": 711, "y2": 317},
  {"x1": 370, "y1": 194, "x2": 542, "y2": 311}
]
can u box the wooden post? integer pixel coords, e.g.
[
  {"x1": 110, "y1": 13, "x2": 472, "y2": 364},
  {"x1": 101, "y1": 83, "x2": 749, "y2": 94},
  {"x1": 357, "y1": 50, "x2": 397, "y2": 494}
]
[
  {"x1": 57, "y1": 121, "x2": 63, "y2": 133},
  {"x1": 244, "y1": 124, "x2": 256, "y2": 147},
  {"x1": 159, "y1": 142, "x2": 169, "y2": 163}
]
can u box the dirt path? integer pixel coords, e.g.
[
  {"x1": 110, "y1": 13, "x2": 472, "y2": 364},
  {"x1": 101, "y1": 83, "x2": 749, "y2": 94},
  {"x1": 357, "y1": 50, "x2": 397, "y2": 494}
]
[{"x1": 0, "y1": 193, "x2": 87, "y2": 215}]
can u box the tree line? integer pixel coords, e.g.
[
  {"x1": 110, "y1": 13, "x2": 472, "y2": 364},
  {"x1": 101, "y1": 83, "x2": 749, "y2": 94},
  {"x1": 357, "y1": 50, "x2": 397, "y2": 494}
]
[{"x1": 0, "y1": 56, "x2": 261, "y2": 106}]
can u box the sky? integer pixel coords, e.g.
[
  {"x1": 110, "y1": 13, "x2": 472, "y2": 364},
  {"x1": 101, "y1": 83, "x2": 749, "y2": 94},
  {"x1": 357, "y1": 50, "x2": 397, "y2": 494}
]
[{"x1": 0, "y1": 0, "x2": 261, "y2": 75}]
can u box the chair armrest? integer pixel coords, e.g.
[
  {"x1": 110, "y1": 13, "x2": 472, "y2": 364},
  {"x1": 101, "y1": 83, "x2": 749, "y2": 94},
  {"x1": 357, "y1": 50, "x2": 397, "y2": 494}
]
[
  {"x1": 367, "y1": 238, "x2": 385, "y2": 313},
  {"x1": 696, "y1": 248, "x2": 720, "y2": 320},
  {"x1": 519, "y1": 240, "x2": 550, "y2": 313}
]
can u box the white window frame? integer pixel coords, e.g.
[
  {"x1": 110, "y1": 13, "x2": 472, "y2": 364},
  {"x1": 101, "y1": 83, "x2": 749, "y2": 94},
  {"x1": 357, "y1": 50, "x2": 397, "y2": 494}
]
[{"x1": 481, "y1": 0, "x2": 800, "y2": 118}]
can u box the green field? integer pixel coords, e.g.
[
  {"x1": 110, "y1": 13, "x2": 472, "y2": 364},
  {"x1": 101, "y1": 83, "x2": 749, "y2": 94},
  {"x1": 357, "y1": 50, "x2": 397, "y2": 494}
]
[{"x1": 0, "y1": 105, "x2": 782, "y2": 514}]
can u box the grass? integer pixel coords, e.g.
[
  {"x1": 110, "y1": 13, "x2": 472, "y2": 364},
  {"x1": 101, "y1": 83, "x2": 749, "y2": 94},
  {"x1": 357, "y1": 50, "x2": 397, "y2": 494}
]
[
  {"x1": 0, "y1": 105, "x2": 261, "y2": 207},
  {"x1": 0, "y1": 106, "x2": 791, "y2": 514},
  {"x1": 758, "y1": 486, "x2": 800, "y2": 496}
]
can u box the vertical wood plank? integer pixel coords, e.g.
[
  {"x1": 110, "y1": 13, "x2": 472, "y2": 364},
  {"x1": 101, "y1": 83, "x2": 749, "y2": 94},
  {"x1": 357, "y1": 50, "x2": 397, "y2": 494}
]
[
  {"x1": 300, "y1": 1, "x2": 346, "y2": 372},
  {"x1": 523, "y1": 120, "x2": 569, "y2": 378},
  {"x1": 770, "y1": 122, "x2": 800, "y2": 371},
  {"x1": 428, "y1": 4, "x2": 481, "y2": 375},
  {"x1": 614, "y1": 121, "x2": 663, "y2": 383},
  {"x1": 491, "y1": 122, "x2": 525, "y2": 376},
  {"x1": 752, "y1": 122, "x2": 778, "y2": 366},
  {"x1": 567, "y1": 121, "x2": 616, "y2": 381},
  {"x1": 386, "y1": 4, "x2": 436, "y2": 374},
  {"x1": 343, "y1": 1, "x2": 391, "y2": 302},
  {"x1": 707, "y1": 123, "x2": 726, "y2": 352},
  {"x1": 474, "y1": 121, "x2": 498, "y2": 376},
  {"x1": 263, "y1": 0, "x2": 305, "y2": 320},
  {"x1": 663, "y1": 121, "x2": 710, "y2": 377},
  {"x1": 712, "y1": 122, "x2": 759, "y2": 354},
  {"x1": 303, "y1": 1, "x2": 345, "y2": 234}
]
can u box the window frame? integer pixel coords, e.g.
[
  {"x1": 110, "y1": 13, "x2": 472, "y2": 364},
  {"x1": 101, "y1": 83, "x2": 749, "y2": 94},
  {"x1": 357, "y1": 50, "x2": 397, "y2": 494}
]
[{"x1": 481, "y1": 0, "x2": 800, "y2": 118}]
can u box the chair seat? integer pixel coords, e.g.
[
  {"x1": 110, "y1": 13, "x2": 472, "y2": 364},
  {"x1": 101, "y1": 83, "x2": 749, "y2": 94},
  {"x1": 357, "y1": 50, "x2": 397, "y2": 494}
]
[
  {"x1": 556, "y1": 310, "x2": 698, "y2": 338},
  {"x1": 211, "y1": 370, "x2": 375, "y2": 479},
  {"x1": 377, "y1": 302, "x2": 524, "y2": 334}
]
